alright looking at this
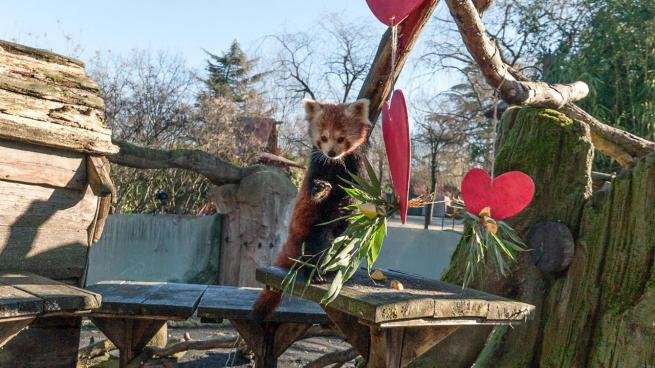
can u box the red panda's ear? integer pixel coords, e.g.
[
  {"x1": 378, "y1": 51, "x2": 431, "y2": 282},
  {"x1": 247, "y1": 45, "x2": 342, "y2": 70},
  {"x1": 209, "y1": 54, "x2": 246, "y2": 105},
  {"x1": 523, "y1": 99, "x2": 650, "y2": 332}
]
[
  {"x1": 303, "y1": 99, "x2": 322, "y2": 122},
  {"x1": 347, "y1": 99, "x2": 371, "y2": 125}
]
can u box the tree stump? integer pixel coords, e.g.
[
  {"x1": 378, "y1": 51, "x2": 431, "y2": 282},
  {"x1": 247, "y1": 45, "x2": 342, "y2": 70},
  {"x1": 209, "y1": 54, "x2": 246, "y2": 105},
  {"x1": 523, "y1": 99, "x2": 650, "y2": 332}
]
[{"x1": 415, "y1": 107, "x2": 655, "y2": 368}]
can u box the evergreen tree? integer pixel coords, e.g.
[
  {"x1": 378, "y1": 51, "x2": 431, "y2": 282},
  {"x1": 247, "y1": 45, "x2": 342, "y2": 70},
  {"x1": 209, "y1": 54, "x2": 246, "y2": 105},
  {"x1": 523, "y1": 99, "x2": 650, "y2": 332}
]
[{"x1": 203, "y1": 40, "x2": 266, "y2": 102}]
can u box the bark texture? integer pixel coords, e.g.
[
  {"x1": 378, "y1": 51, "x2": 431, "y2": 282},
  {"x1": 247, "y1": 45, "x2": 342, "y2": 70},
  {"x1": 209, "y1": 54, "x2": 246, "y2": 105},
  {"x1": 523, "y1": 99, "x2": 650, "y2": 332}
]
[{"x1": 414, "y1": 107, "x2": 655, "y2": 367}]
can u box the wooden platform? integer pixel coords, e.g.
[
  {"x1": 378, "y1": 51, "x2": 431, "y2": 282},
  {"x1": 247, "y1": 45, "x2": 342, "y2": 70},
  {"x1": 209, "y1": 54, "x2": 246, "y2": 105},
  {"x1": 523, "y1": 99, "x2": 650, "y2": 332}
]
[
  {"x1": 256, "y1": 266, "x2": 535, "y2": 367},
  {"x1": 88, "y1": 282, "x2": 328, "y2": 367},
  {"x1": 0, "y1": 272, "x2": 101, "y2": 347}
]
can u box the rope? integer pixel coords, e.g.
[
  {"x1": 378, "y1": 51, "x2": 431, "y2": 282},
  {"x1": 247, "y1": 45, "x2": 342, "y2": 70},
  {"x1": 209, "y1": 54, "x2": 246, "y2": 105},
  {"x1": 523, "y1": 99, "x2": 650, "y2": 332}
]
[
  {"x1": 490, "y1": 73, "x2": 508, "y2": 179},
  {"x1": 389, "y1": 20, "x2": 398, "y2": 96}
]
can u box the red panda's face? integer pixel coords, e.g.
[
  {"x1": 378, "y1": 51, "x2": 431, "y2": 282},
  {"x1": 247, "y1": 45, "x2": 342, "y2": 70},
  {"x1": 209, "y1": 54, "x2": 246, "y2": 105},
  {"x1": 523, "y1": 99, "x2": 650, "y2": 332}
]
[{"x1": 304, "y1": 99, "x2": 371, "y2": 160}]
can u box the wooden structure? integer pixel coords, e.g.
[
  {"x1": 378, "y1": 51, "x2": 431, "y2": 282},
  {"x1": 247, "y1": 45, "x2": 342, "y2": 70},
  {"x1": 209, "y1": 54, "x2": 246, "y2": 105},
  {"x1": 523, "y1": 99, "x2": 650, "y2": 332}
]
[
  {"x1": 0, "y1": 39, "x2": 117, "y2": 367},
  {"x1": 0, "y1": 272, "x2": 100, "y2": 347},
  {"x1": 87, "y1": 282, "x2": 328, "y2": 367},
  {"x1": 198, "y1": 286, "x2": 329, "y2": 367},
  {"x1": 257, "y1": 266, "x2": 535, "y2": 368}
]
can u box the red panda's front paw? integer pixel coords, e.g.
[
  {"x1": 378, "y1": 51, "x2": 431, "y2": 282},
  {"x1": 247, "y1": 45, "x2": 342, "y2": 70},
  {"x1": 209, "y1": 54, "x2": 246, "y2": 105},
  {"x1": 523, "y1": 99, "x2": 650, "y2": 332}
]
[{"x1": 311, "y1": 180, "x2": 332, "y2": 202}]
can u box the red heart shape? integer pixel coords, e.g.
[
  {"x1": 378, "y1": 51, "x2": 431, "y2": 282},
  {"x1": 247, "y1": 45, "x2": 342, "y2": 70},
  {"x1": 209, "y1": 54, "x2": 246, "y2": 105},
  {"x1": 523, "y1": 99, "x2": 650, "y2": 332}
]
[
  {"x1": 366, "y1": 0, "x2": 427, "y2": 26},
  {"x1": 382, "y1": 90, "x2": 411, "y2": 224},
  {"x1": 461, "y1": 168, "x2": 534, "y2": 221}
]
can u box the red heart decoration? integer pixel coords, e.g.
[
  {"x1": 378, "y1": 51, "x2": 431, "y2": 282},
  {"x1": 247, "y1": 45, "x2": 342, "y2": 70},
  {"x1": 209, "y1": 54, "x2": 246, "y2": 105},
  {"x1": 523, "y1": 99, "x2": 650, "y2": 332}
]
[
  {"x1": 366, "y1": 0, "x2": 427, "y2": 26},
  {"x1": 382, "y1": 90, "x2": 411, "y2": 224},
  {"x1": 461, "y1": 168, "x2": 534, "y2": 221}
]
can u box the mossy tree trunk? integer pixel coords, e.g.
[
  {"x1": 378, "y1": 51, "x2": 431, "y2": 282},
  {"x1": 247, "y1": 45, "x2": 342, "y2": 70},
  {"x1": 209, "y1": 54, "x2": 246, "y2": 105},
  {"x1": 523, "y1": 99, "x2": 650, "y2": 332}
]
[{"x1": 414, "y1": 107, "x2": 655, "y2": 367}]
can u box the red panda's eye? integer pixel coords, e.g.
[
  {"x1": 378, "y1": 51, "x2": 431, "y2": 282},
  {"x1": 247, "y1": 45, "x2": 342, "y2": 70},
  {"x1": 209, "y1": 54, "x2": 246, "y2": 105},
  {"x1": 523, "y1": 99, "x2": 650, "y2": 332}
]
[
  {"x1": 337, "y1": 137, "x2": 345, "y2": 144},
  {"x1": 321, "y1": 136, "x2": 328, "y2": 143}
]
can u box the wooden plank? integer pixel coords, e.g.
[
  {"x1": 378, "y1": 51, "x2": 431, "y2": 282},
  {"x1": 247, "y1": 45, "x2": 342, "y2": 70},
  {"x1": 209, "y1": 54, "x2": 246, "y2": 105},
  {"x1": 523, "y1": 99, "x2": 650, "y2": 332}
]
[
  {"x1": 140, "y1": 283, "x2": 207, "y2": 319},
  {"x1": 92, "y1": 317, "x2": 166, "y2": 368},
  {"x1": 0, "y1": 180, "x2": 97, "y2": 279},
  {"x1": 88, "y1": 282, "x2": 207, "y2": 319},
  {"x1": 0, "y1": 317, "x2": 34, "y2": 348},
  {"x1": 0, "y1": 39, "x2": 85, "y2": 68},
  {"x1": 0, "y1": 272, "x2": 100, "y2": 313},
  {"x1": 325, "y1": 307, "x2": 370, "y2": 357},
  {"x1": 86, "y1": 156, "x2": 115, "y2": 197},
  {"x1": 0, "y1": 178, "x2": 97, "y2": 228},
  {"x1": 0, "y1": 116, "x2": 117, "y2": 155},
  {"x1": 398, "y1": 326, "x2": 459, "y2": 367},
  {"x1": 0, "y1": 283, "x2": 43, "y2": 318},
  {"x1": 0, "y1": 140, "x2": 86, "y2": 190},
  {"x1": 196, "y1": 286, "x2": 328, "y2": 324},
  {"x1": 257, "y1": 267, "x2": 535, "y2": 324},
  {"x1": 86, "y1": 282, "x2": 164, "y2": 315}
]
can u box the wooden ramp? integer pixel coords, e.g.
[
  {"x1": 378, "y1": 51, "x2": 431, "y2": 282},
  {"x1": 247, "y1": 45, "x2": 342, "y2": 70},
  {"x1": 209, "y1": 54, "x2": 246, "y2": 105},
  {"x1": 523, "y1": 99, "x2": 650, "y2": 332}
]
[{"x1": 257, "y1": 266, "x2": 535, "y2": 368}]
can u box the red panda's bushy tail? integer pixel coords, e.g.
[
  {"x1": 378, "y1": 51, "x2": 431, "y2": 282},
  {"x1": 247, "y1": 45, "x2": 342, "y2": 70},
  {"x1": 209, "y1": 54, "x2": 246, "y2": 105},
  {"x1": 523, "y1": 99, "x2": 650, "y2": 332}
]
[
  {"x1": 251, "y1": 287, "x2": 282, "y2": 323},
  {"x1": 251, "y1": 236, "x2": 301, "y2": 322}
]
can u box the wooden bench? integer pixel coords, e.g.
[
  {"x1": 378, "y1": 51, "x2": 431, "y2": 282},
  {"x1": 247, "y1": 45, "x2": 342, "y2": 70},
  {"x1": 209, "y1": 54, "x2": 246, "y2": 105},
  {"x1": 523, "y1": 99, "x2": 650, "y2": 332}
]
[
  {"x1": 0, "y1": 272, "x2": 101, "y2": 348},
  {"x1": 257, "y1": 266, "x2": 535, "y2": 368},
  {"x1": 197, "y1": 286, "x2": 329, "y2": 367},
  {"x1": 87, "y1": 282, "x2": 328, "y2": 367}
]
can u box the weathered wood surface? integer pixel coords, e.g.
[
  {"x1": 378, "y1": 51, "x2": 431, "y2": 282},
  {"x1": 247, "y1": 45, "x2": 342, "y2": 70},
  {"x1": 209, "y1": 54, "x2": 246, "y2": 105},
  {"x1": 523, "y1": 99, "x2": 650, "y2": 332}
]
[
  {"x1": 212, "y1": 169, "x2": 297, "y2": 287},
  {"x1": 197, "y1": 286, "x2": 328, "y2": 324},
  {"x1": 92, "y1": 317, "x2": 166, "y2": 368},
  {"x1": 87, "y1": 281, "x2": 207, "y2": 320},
  {"x1": 87, "y1": 155, "x2": 115, "y2": 197},
  {"x1": 0, "y1": 272, "x2": 100, "y2": 315},
  {"x1": 0, "y1": 140, "x2": 86, "y2": 190},
  {"x1": 0, "y1": 39, "x2": 118, "y2": 155},
  {"x1": 0, "y1": 178, "x2": 97, "y2": 279},
  {"x1": 257, "y1": 267, "x2": 535, "y2": 324}
]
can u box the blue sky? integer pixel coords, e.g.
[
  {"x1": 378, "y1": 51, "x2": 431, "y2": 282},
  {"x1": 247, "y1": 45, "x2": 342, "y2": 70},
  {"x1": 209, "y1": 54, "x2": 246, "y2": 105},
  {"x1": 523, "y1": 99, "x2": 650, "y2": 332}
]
[
  {"x1": 2, "y1": 1, "x2": 385, "y2": 67},
  {"x1": 2, "y1": 1, "x2": 458, "y2": 102}
]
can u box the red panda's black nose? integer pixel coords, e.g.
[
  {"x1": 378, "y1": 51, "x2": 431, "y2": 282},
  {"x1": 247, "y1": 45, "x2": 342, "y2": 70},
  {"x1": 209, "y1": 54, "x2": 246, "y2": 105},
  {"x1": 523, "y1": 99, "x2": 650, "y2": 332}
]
[{"x1": 328, "y1": 150, "x2": 336, "y2": 157}]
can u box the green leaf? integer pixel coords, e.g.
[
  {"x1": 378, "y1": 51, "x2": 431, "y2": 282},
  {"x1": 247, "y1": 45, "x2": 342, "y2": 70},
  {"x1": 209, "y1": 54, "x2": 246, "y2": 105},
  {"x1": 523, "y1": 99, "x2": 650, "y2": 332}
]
[
  {"x1": 363, "y1": 157, "x2": 381, "y2": 194},
  {"x1": 367, "y1": 220, "x2": 387, "y2": 267},
  {"x1": 321, "y1": 270, "x2": 344, "y2": 305}
]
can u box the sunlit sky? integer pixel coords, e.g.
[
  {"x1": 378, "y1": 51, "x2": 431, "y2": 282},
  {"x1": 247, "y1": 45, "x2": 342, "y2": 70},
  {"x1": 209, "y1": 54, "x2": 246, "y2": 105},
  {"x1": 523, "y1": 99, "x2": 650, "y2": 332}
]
[{"x1": 2, "y1": 0, "x2": 459, "y2": 102}]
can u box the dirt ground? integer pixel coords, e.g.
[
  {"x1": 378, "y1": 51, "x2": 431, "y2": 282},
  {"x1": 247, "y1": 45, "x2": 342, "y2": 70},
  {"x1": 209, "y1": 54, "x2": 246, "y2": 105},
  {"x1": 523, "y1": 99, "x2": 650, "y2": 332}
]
[{"x1": 79, "y1": 319, "x2": 356, "y2": 367}]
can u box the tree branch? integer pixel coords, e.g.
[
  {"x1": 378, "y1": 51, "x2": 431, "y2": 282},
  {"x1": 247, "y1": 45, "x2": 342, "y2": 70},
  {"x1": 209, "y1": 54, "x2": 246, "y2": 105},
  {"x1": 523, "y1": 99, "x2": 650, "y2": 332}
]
[
  {"x1": 445, "y1": 0, "x2": 588, "y2": 109},
  {"x1": 304, "y1": 347, "x2": 359, "y2": 368},
  {"x1": 444, "y1": 0, "x2": 655, "y2": 166},
  {"x1": 109, "y1": 140, "x2": 258, "y2": 185},
  {"x1": 358, "y1": 0, "x2": 441, "y2": 125}
]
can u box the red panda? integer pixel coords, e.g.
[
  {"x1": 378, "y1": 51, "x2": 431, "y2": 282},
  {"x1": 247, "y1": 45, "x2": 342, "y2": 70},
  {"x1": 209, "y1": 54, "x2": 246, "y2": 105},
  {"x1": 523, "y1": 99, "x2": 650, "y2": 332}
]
[{"x1": 251, "y1": 98, "x2": 371, "y2": 321}]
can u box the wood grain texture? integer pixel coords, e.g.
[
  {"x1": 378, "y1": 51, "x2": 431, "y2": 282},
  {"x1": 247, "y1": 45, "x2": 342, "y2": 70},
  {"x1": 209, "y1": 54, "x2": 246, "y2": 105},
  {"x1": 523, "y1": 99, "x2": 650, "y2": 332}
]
[
  {"x1": 257, "y1": 266, "x2": 535, "y2": 324},
  {"x1": 0, "y1": 272, "x2": 100, "y2": 313},
  {"x1": 86, "y1": 155, "x2": 115, "y2": 197},
  {"x1": 196, "y1": 286, "x2": 328, "y2": 324},
  {"x1": 87, "y1": 282, "x2": 207, "y2": 319},
  {"x1": 0, "y1": 140, "x2": 86, "y2": 190},
  {"x1": 0, "y1": 40, "x2": 118, "y2": 155},
  {"x1": 0, "y1": 317, "x2": 34, "y2": 348},
  {"x1": 0, "y1": 180, "x2": 97, "y2": 279}
]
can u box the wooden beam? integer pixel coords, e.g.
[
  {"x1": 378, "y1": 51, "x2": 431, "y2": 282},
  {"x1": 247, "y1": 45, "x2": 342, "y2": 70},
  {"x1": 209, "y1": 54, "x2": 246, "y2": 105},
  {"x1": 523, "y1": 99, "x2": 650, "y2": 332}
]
[
  {"x1": 358, "y1": 0, "x2": 441, "y2": 124},
  {"x1": 87, "y1": 156, "x2": 115, "y2": 197},
  {"x1": 109, "y1": 140, "x2": 256, "y2": 185}
]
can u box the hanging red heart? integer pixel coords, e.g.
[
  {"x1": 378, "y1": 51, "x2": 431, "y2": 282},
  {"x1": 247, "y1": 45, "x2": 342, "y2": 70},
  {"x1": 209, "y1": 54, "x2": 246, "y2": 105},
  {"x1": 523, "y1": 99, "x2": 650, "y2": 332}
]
[
  {"x1": 382, "y1": 90, "x2": 411, "y2": 224},
  {"x1": 461, "y1": 168, "x2": 534, "y2": 221},
  {"x1": 366, "y1": 0, "x2": 427, "y2": 26}
]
